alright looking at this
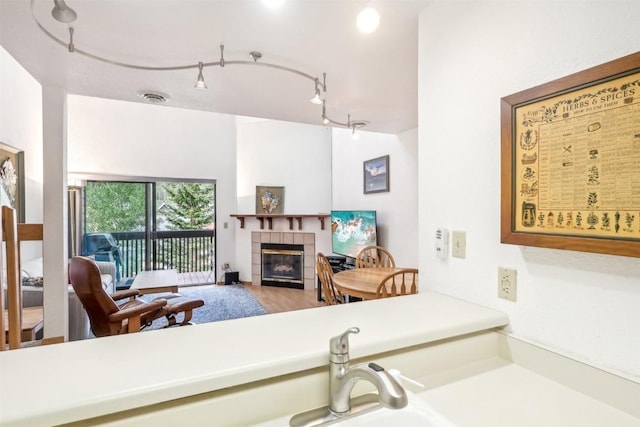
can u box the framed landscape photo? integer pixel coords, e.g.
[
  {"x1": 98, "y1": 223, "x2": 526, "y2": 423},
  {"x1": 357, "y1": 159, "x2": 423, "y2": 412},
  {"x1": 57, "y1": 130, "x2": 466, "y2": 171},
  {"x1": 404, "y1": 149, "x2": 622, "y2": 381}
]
[
  {"x1": 363, "y1": 155, "x2": 389, "y2": 194},
  {"x1": 500, "y1": 51, "x2": 640, "y2": 258},
  {"x1": 0, "y1": 142, "x2": 25, "y2": 223},
  {"x1": 256, "y1": 186, "x2": 284, "y2": 214}
]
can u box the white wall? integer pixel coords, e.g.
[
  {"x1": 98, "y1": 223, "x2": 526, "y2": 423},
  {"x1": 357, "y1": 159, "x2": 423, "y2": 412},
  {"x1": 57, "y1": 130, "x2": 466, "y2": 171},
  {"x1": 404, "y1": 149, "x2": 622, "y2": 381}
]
[
  {"x1": 418, "y1": 0, "x2": 640, "y2": 380},
  {"x1": 0, "y1": 46, "x2": 43, "y2": 259},
  {"x1": 332, "y1": 127, "x2": 419, "y2": 267},
  {"x1": 67, "y1": 95, "x2": 238, "y2": 281},
  {"x1": 234, "y1": 119, "x2": 333, "y2": 280}
]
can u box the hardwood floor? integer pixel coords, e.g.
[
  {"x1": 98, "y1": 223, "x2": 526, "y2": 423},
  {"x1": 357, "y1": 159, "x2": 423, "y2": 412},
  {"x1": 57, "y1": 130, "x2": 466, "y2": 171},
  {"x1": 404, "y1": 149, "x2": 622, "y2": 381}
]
[{"x1": 243, "y1": 283, "x2": 326, "y2": 314}]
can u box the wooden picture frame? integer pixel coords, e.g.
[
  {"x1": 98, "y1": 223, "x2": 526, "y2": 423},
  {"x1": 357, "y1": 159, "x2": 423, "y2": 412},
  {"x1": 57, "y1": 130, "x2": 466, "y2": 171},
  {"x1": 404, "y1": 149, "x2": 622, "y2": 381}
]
[
  {"x1": 363, "y1": 155, "x2": 389, "y2": 194},
  {"x1": 0, "y1": 142, "x2": 25, "y2": 223},
  {"x1": 255, "y1": 186, "x2": 284, "y2": 214},
  {"x1": 500, "y1": 51, "x2": 640, "y2": 258}
]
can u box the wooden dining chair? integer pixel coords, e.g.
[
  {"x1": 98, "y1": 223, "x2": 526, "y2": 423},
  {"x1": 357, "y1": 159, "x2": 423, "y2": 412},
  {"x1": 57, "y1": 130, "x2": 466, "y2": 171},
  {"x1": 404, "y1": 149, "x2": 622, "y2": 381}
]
[
  {"x1": 375, "y1": 268, "x2": 419, "y2": 298},
  {"x1": 2, "y1": 206, "x2": 63, "y2": 350},
  {"x1": 316, "y1": 252, "x2": 345, "y2": 305},
  {"x1": 355, "y1": 245, "x2": 396, "y2": 268}
]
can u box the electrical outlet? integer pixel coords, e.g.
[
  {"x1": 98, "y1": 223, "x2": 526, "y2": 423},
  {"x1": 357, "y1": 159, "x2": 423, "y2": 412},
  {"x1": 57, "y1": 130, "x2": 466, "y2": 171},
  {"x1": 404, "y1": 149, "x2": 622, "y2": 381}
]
[
  {"x1": 222, "y1": 262, "x2": 230, "y2": 270},
  {"x1": 451, "y1": 230, "x2": 466, "y2": 259},
  {"x1": 498, "y1": 267, "x2": 517, "y2": 301}
]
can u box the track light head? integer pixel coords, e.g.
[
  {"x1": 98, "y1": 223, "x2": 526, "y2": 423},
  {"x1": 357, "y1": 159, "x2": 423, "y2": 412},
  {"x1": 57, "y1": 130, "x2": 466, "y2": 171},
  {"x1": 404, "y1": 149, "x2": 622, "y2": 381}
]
[
  {"x1": 52, "y1": 0, "x2": 77, "y2": 23},
  {"x1": 194, "y1": 62, "x2": 207, "y2": 89},
  {"x1": 310, "y1": 78, "x2": 323, "y2": 104}
]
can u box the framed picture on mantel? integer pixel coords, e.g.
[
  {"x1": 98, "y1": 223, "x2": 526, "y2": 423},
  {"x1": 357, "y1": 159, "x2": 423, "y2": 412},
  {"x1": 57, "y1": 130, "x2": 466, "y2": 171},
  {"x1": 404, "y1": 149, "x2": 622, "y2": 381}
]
[
  {"x1": 363, "y1": 155, "x2": 389, "y2": 194},
  {"x1": 256, "y1": 186, "x2": 284, "y2": 214}
]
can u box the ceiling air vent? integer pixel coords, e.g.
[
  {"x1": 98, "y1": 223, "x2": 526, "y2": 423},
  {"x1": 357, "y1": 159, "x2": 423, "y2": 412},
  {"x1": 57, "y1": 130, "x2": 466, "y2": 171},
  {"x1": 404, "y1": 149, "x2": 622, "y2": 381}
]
[{"x1": 137, "y1": 91, "x2": 170, "y2": 104}]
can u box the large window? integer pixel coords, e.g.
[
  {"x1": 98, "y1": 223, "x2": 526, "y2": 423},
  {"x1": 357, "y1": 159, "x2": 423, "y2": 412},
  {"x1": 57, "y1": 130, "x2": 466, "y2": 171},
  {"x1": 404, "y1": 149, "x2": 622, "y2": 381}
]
[{"x1": 83, "y1": 180, "x2": 215, "y2": 285}]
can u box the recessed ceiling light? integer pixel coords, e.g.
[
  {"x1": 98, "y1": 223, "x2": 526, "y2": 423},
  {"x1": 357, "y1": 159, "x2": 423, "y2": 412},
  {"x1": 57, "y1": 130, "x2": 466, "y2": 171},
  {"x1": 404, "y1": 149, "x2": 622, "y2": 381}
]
[
  {"x1": 357, "y1": 7, "x2": 380, "y2": 34},
  {"x1": 262, "y1": 0, "x2": 285, "y2": 8}
]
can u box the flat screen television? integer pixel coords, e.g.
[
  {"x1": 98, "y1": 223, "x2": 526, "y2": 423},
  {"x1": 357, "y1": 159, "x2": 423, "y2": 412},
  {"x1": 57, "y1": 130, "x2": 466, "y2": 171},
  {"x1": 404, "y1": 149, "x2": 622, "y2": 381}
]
[{"x1": 330, "y1": 210, "x2": 377, "y2": 259}]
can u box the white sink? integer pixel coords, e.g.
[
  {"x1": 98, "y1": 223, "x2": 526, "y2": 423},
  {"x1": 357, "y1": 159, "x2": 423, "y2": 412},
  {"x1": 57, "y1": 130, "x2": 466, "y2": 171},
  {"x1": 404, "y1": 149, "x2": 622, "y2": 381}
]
[
  {"x1": 330, "y1": 392, "x2": 456, "y2": 427},
  {"x1": 254, "y1": 392, "x2": 455, "y2": 427}
]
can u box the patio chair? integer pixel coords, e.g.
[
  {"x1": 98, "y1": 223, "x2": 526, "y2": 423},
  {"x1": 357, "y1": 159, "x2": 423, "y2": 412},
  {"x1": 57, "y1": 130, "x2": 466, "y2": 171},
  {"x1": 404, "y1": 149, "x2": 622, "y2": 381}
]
[{"x1": 69, "y1": 256, "x2": 204, "y2": 337}]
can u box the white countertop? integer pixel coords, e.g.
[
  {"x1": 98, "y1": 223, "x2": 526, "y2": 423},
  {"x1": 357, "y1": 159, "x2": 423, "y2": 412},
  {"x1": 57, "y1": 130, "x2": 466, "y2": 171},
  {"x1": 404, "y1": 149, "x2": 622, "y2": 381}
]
[
  {"x1": 0, "y1": 292, "x2": 508, "y2": 426},
  {"x1": 255, "y1": 359, "x2": 640, "y2": 427},
  {"x1": 420, "y1": 360, "x2": 640, "y2": 427}
]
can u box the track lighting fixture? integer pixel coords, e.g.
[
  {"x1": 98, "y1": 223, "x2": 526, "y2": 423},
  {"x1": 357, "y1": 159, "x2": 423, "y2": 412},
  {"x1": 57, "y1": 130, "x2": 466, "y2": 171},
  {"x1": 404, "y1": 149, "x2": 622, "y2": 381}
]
[
  {"x1": 67, "y1": 27, "x2": 74, "y2": 53},
  {"x1": 310, "y1": 78, "x2": 323, "y2": 105},
  {"x1": 194, "y1": 62, "x2": 207, "y2": 89},
  {"x1": 37, "y1": 1, "x2": 369, "y2": 131},
  {"x1": 322, "y1": 101, "x2": 330, "y2": 125},
  {"x1": 321, "y1": 101, "x2": 367, "y2": 134},
  {"x1": 249, "y1": 51, "x2": 262, "y2": 62},
  {"x1": 51, "y1": 0, "x2": 77, "y2": 23}
]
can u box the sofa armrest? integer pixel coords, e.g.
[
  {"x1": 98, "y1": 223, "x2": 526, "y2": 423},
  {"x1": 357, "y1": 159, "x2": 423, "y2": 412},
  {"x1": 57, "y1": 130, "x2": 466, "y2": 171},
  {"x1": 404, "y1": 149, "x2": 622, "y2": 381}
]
[{"x1": 94, "y1": 260, "x2": 116, "y2": 279}]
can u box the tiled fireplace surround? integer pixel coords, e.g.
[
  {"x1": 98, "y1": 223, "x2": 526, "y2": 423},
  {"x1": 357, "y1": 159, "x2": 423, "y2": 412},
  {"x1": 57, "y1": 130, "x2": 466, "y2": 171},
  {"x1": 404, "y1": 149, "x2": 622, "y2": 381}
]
[{"x1": 251, "y1": 231, "x2": 315, "y2": 290}]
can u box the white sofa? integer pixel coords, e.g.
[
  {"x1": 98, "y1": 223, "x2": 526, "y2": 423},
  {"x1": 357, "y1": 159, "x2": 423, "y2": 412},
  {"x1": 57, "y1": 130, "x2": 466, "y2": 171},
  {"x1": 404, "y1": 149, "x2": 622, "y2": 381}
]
[{"x1": 5, "y1": 257, "x2": 116, "y2": 341}]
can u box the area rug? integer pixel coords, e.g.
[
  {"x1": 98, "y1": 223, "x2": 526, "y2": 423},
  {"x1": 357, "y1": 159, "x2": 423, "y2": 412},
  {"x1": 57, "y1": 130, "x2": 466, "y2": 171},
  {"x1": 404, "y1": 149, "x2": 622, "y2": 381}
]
[{"x1": 141, "y1": 284, "x2": 268, "y2": 330}]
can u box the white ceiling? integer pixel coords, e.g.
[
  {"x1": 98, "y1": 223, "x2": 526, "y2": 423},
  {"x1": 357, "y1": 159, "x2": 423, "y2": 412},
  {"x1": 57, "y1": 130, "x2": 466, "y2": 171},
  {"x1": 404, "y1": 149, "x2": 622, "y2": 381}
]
[{"x1": 0, "y1": 0, "x2": 428, "y2": 134}]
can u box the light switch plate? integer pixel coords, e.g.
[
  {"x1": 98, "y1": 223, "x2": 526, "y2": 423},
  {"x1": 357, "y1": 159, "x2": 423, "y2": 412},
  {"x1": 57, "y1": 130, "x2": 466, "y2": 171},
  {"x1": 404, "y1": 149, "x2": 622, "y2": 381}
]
[{"x1": 451, "y1": 230, "x2": 466, "y2": 259}]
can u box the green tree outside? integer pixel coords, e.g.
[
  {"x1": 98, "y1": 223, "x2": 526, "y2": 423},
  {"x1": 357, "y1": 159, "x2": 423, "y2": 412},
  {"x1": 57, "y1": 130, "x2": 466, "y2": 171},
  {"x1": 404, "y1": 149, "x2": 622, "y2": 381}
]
[
  {"x1": 157, "y1": 183, "x2": 215, "y2": 272},
  {"x1": 160, "y1": 182, "x2": 214, "y2": 230},
  {"x1": 85, "y1": 181, "x2": 215, "y2": 275},
  {"x1": 85, "y1": 182, "x2": 146, "y2": 232}
]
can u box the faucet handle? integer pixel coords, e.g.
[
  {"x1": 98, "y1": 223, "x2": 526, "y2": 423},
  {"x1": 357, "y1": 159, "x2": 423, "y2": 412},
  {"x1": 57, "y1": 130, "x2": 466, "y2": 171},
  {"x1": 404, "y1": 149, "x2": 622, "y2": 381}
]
[{"x1": 330, "y1": 327, "x2": 360, "y2": 355}]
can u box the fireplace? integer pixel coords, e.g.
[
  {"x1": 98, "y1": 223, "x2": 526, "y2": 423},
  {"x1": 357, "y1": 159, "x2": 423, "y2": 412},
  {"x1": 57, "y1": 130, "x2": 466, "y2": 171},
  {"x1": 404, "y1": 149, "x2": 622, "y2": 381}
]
[
  {"x1": 261, "y1": 243, "x2": 304, "y2": 289},
  {"x1": 252, "y1": 232, "x2": 315, "y2": 290}
]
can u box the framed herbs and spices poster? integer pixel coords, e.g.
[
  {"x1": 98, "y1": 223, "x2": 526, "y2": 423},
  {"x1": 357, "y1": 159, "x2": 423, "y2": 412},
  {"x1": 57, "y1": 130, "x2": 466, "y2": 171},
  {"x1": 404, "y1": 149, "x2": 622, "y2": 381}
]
[{"x1": 501, "y1": 52, "x2": 640, "y2": 257}]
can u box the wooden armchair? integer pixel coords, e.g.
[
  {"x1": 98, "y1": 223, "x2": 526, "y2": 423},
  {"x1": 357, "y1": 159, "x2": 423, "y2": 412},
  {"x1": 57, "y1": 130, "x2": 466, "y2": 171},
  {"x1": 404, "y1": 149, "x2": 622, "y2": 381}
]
[
  {"x1": 355, "y1": 245, "x2": 396, "y2": 268},
  {"x1": 316, "y1": 252, "x2": 345, "y2": 305},
  {"x1": 69, "y1": 256, "x2": 204, "y2": 336},
  {"x1": 375, "y1": 268, "x2": 419, "y2": 298}
]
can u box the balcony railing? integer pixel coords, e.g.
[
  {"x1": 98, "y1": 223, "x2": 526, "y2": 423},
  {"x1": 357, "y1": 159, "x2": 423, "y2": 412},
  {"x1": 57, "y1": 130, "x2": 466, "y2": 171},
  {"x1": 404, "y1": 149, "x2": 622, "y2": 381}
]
[{"x1": 110, "y1": 230, "x2": 215, "y2": 280}]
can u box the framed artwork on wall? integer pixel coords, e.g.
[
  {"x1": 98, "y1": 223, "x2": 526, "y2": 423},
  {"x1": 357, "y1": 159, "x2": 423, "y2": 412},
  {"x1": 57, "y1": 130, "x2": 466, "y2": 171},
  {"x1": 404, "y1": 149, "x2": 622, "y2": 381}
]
[
  {"x1": 256, "y1": 186, "x2": 284, "y2": 214},
  {"x1": 0, "y1": 142, "x2": 25, "y2": 223},
  {"x1": 363, "y1": 155, "x2": 389, "y2": 194},
  {"x1": 500, "y1": 51, "x2": 640, "y2": 258}
]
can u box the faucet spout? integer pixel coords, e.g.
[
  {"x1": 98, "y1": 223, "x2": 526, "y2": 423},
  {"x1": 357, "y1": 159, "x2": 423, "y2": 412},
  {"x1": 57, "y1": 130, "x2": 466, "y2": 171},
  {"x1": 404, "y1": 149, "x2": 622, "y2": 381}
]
[
  {"x1": 340, "y1": 362, "x2": 408, "y2": 412},
  {"x1": 290, "y1": 328, "x2": 408, "y2": 427}
]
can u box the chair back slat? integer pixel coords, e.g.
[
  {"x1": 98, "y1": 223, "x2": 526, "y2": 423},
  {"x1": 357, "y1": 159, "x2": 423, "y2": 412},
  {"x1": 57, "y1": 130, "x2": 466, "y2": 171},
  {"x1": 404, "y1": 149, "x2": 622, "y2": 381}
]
[
  {"x1": 3, "y1": 206, "x2": 23, "y2": 349},
  {"x1": 355, "y1": 245, "x2": 396, "y2": 269},
  {"x1": 316, "y1": 253, "x2": 344, "y2": 305},
  {"x1": 376, "y1": 268, "x2": 419, "y2": 299}
]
